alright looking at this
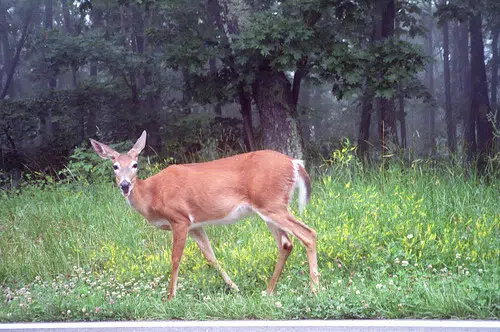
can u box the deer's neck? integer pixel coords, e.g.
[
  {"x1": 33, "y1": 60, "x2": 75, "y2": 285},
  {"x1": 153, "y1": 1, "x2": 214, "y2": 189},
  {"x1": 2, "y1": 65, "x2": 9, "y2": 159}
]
[{"x1": 126, "y1": 178, "x2": 152, "y2": 219}]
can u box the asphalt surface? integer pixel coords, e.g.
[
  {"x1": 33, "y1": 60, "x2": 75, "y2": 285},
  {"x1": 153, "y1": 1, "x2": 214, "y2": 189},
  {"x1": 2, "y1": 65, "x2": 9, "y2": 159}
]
[{"x1": 0, "y1": 320, "x2": 499, "y2": 332}]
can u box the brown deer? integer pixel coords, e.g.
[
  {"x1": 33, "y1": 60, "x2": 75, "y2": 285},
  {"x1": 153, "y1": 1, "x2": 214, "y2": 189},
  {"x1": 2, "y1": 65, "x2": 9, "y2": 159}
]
[{"x1": 90, "y1": 131, "x2": 319, "y2": 299}]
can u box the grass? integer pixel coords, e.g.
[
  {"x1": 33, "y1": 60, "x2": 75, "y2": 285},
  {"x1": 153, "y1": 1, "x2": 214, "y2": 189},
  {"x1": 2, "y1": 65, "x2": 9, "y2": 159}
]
[{"x1": 0, "y1": 161, "x2": 499, "y2": 321}]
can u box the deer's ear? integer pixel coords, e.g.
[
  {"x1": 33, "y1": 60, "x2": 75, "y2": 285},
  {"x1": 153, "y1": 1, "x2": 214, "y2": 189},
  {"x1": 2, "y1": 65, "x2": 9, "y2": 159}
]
[
  {"x1": 128, "y1": 130, "x2": 146, "y2": 159},
  {"x1": 90, "y1": 139, "x2": 120, "y2": 160}
]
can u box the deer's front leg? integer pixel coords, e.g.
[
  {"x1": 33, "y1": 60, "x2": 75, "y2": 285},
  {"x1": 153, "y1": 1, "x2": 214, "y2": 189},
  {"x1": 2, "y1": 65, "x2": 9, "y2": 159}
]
[
  {"x1": 189, "y1": 228, "x2": 239, "y2": 291},
  {"x1": 168, "y1": 223, "x2": 189, "y2": 300}
]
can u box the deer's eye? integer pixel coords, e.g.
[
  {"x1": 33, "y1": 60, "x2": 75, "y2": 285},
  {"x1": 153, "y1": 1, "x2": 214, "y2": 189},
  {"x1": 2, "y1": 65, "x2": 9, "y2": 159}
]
[
  {"x1": 132, "y1": 163, "x2": 138, "y2": 169},
  {"x1": 113, "y1": 165, "x2": 119, "y2": 170}
]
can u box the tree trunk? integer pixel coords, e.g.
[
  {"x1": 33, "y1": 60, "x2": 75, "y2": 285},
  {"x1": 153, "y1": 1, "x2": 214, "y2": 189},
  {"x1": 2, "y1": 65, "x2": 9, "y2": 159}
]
[
  {"x1": 206, "y1": 0, "x2": 258, "y2": 153},
  {"x1": 443, "y1": 16, "x2": 456, "y2": 153},
  {"x1": 374, "y1": 0, "x2": 398, "y2": 153},
  {"x1": 456, "y1": 22, "x2": 470, "y2": 126},
  {"x1": 1, "y1": 6, "x2": 34, "y2": 99},
  {"x1": 424, "y1": 0, "x2": 436, "y2": 156},
  {"x1": 468, "y1": 12, "x2": 493, "y2": 174},
  {"x1": 209, "y1": 58, "x2": 222, "y2": 116},
  {"x1": 0, "y1": 8, "x2": 11, "y2": 95},
  {"x1": 86, "y1": 2, "x2": 102, "y2": 139},
  {"x1": 358, "y1": 87, "x2": 374, "y2": 159},
  {"x1": 253, "y1": 66, "x2": 303, "y2": 159},
  {"x1": 491, "y1": 27, "x2": 499, "y2": 118},
  {"x1": 398, "y1": 95, "x2": 407, "y2": 149},
  {"x1": 45, "y1": 0, "x2": 56, "y2": 89},
  {"x1": 42, "y1": 0, "x2": 56, "y2": 147},
  {"x1": 239, "y1": 85, "x2": 256, "y2": 151},
  {"x1": 61, "y1": 0, "x2": 78, "y2": 88}
]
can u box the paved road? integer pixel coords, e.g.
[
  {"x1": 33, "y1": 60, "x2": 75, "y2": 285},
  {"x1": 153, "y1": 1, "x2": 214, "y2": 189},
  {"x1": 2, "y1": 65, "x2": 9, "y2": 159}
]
[{"x1": 0, "y1": 320, "x2": 499, "y2": 332}]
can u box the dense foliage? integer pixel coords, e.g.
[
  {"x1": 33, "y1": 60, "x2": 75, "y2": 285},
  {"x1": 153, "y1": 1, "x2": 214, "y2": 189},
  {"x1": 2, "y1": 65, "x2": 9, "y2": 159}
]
[{"x1": 3, "y1": 0, "x2": 499, "y2": 179}]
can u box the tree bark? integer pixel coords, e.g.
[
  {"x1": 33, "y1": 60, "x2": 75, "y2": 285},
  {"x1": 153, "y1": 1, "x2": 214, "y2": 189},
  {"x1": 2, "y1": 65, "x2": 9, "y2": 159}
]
[
  {"x1": 1, "y1": 6, "x2": 34, "y2": 99},
  {"x1": 239, "y1": 85, "x2": 256, "y2": 151},
  {"x1": 292, "y1": 57, "x2": 308, "y2": 106},
  {"x1": 85, "y1": 2, "x2": 103, "y2": 140},
  {"x1": 0, "y1": 7, "x2": 11, "y2": 95},
  {"x1": 374, "y1": 0, "x2": 398, "y2": 153},
  {"x1": 424, "y1": 0, "x2": 436, "y2": 156},
  {"x1": 456, "y1": 22, "x2": 470, "y2": 125},
  {"x1": 358, "y1": 87, "x2": 374, "y2": 159},
  {"x1": 61, "y1": 0, "x2": 78, "y2": 88},
  {"x1": 209, "y1": 58, "x2": 222, "y2": 116},
  {"x1": 398, "y1": 95, "x2": 407, "y2": 149},
  {"x1": 443, "y1": 16, "x2": 456, "y2": 153},
  {"x1": 253, "y1": 66, "x2": 303, "y2": 159},
  {"x1": 491, "y1": 27, "x2": 499, "y2": 117},
  {"x1": 468, "y1": 12, "x2": 493, "y2": 174},
  {"x1": 45, "y1": 0, "x2": 56, "y2": 89}
]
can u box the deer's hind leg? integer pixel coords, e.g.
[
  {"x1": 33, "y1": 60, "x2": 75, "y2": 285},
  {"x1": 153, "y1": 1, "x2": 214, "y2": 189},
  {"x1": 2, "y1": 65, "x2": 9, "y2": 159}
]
[
  {"x1": 266, "y1": 223, "x2": 294, "y2": 294},
  {"x1": 258, "y1": 209, "x2": 319, "y2": 293}
]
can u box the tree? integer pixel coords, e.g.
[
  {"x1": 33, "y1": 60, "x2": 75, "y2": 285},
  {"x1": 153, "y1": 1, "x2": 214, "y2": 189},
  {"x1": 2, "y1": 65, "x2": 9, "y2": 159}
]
[
  {"x1": 424, "y1": 0, "x2": 436, "y2": 156},
  {"x1": 437, "y1": 0, "x2": 497, "y2": 173},
  {"x1": 440, "y1": 0, "x2": 456, "y2": 153},
  {"x1": 0, "y1": 1, "x2": 37, "y2": 99},
  {"x1": 355, "y1": 0, "x2": 426, "y2": 158},
  {"x1": 468, "y1": 9, "x2": 493, "y2": 172},
  {"x1": 374, "y1": 0, "x2": 398, "y2": 153}
]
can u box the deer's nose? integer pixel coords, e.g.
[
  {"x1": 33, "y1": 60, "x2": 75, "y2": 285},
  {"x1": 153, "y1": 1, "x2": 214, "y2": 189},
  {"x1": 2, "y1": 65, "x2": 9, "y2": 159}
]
[{"x1": 120, "y1": 181, "x2": 131, "y2": 193}]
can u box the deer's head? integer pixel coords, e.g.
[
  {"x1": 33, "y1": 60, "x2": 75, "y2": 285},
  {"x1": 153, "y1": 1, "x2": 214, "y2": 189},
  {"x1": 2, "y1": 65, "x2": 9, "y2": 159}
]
[{"x1": 90, "y1": 131, "x2": 146, "y2": 197}]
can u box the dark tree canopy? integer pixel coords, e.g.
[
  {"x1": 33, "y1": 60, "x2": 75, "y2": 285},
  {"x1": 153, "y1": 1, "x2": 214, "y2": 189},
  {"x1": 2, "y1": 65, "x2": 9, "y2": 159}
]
[{"x1": 0, "y1": 0, "x2": 498, "y2": 179}]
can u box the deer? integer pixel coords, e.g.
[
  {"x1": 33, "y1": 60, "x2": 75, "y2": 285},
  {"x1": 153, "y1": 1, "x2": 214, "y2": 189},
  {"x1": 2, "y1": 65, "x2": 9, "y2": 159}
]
[{"x1": 90, "y1": 131, "x2": 319, "y2": 300}]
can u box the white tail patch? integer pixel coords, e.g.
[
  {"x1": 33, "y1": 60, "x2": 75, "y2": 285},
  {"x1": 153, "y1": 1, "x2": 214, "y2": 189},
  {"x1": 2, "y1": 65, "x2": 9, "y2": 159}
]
[{"x1": 292, "y1": 159, "x2": 308, "y2": 214}]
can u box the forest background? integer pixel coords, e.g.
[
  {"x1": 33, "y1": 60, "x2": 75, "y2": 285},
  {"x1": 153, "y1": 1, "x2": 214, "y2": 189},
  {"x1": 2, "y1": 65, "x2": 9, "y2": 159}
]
[
  {"x1": 0, "y1": 0, "x2": 499, "y2": 322},
  {"x1": 0, "y1": 0, "x2": 499, "y2": 179}
]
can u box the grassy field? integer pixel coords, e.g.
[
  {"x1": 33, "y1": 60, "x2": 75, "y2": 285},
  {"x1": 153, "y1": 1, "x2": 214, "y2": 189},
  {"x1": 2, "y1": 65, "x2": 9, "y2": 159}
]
[{"x1": 0, "y1": 161, "x2": 499, "y2": 321}]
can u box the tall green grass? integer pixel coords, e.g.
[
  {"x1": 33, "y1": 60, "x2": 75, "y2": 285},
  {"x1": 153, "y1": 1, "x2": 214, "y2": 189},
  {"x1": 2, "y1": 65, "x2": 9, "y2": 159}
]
[{"x1": 0, "y1": 162, "x2": 498, "y2": 321}]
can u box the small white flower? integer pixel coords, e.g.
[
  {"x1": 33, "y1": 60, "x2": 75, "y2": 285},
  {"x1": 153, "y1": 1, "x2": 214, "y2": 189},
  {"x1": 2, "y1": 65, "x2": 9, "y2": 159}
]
[
  {"x1": 275, "y1": 301, "x2": 283, "y2": 308},
  {"x1": 407, "y1": 234, "x2": 413, "y2": 239},
  {"x1": 388, "y1": 279, "x2": 394, "y2": 286},
  {"x1": 355, "y1": 290, "x2": 360, "y2": 295},
  {"x1": 456, "y1": 253, "x2": 461, "y2": 259},
  {"x1": 401, "y1": 260, "x2": 409, "y2": 267},
  {"x1": 338, "y1": 279, "x2": 342, "y2": 284},
  {"x1": 376, "y1": 284, "x2": 383, "y2": 289}
]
